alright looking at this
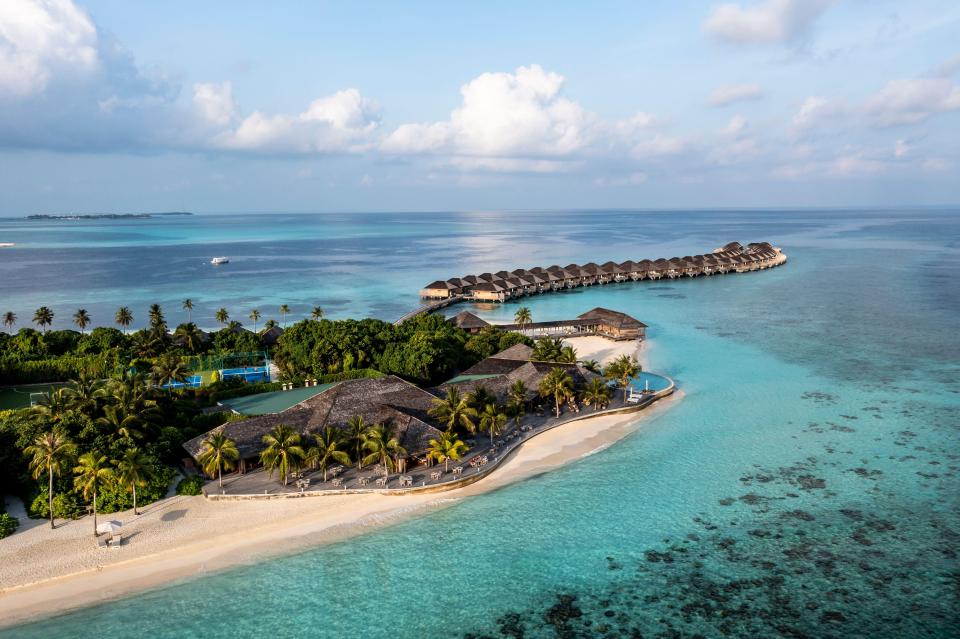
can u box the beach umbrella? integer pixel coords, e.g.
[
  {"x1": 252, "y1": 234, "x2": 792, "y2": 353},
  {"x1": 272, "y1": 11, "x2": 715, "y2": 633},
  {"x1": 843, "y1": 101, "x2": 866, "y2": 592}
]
[{"x1": 96, "y1": 520, "x2": 123, "y2": 535}]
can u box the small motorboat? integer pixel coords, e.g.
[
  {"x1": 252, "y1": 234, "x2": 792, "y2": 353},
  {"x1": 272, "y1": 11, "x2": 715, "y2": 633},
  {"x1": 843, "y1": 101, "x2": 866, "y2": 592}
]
[
  {"x1": 210, "y1": 256, "x2": 229, "y2": 265},
  {"x1": 0, "y1": 243, "x2": 14, "y2": 248}
]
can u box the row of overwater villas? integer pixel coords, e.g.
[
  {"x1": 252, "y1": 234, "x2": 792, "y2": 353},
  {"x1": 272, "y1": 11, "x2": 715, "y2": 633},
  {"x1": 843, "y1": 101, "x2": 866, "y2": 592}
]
[{"x1": 421, "y1": 241, "x2": 787, "y2": 302}]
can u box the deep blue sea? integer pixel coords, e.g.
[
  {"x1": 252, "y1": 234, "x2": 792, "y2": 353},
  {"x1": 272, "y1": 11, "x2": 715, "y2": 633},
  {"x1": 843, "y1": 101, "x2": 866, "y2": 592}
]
[{"x1": 1, "y1": 210, "x2": 958, "y2": 638}]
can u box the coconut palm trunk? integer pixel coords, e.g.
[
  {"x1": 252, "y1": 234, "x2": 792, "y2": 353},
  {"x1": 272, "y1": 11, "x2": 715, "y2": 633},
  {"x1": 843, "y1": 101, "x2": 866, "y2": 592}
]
[
  {"x1": 47, "y1": 467, "x2": 54, "y2": 529},
  {"x1": 132, "y1": 482, "x2": 138, "y2": 516},
  {"x1": 92, "y1": 489, "x2": 98, "y2": 537}
]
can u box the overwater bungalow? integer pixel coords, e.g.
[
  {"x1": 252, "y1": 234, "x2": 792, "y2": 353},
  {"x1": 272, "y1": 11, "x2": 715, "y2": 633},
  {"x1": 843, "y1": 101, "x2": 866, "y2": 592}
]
[
  {"x1": 419, "y1": 241, "x2": 787, "y2": 302},
  {"x1": 450, "y1": 310, "x2": 491, "y2": 334}
]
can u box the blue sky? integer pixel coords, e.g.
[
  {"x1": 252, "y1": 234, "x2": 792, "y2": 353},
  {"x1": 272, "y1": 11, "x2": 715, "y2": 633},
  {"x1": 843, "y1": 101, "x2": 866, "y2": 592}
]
[{"x1": 0, "y1": 0, "x2": 958, "y2": 214}]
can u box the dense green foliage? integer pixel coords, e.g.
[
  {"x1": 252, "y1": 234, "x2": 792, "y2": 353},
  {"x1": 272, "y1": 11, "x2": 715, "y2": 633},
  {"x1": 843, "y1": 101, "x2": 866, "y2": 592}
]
[
  {"x1": 274, "y1": 315, "x2": 531, "y2": 385},
  {"x1": 176, "y1": 474, "x2": 205, "y2": 496},
  {"x1": 0, "y1": 512, "x2": 19, "y2": 538}
]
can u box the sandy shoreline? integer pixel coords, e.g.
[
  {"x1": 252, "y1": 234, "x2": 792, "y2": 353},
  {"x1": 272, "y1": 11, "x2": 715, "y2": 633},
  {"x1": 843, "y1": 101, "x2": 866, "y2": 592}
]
[{"x1": 0, "y1": 336, "x2": 668, "y2": 628}]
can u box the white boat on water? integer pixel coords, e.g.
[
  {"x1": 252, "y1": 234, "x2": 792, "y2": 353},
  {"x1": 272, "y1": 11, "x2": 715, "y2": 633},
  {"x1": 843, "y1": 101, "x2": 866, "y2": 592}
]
[
  {"x1": 210, "y1": 256, "x2": 229, "y2": 265},
  {"x1": 0, "y1": 243, "x2": 14, "y2": 248}
]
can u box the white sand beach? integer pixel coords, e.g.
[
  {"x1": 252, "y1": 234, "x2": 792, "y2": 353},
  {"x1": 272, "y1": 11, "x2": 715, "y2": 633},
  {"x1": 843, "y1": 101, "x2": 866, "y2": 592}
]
[
  {"x1": 562, "y1": 335, "x2": 646, "y2": 368},
  {"x1": 0, "y1": 390, "x2": 678, "y2": 628}
]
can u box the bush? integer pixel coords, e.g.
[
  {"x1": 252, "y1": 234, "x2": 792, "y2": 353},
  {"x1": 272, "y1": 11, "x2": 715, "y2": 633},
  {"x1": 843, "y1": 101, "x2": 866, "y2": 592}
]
[
  {"x1": 0, "y1": 513, "x2": 19, "y2": 538},
  {"x1": 176, "y1": 475, "x2": 205, "y2": 496},
  {"x1": 29, "y1": 489, "x2": 84, "y2": 520},
  {"x1": 97, "y1": 463, "x2": 175, "y2": 513}
]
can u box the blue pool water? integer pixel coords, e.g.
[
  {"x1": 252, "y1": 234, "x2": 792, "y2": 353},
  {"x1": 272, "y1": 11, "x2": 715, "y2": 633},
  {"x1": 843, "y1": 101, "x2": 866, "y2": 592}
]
[
  {"x1": 1, "y1": 209, "x2": 958, "y2": 637},
  {"x1": 631, "y1": 371, "x2": 671, "y2": 392}
]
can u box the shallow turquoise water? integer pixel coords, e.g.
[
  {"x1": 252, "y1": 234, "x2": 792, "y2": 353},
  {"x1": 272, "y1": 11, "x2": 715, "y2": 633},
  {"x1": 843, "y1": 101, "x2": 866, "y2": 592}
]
[{"x1": 1, "y1": 210, "x2": 958, "y2": 637}]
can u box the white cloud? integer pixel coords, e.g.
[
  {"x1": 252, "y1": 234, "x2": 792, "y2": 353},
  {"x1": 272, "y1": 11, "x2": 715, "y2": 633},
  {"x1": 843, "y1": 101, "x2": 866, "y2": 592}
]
[
  {"x1": 704, "y1": 0, "x2": 835, "y2": 45},
  {"x1": 214, "y1": 88, "x2": 380, "y2": 153},
  {"x1": 865, "y1": 78, "x2": 960, "y2": 126},
  {"x1": 708, "y1": 83, "x2": 764, "y2": 107},
  {"x1": 922, "y1": 158, "x2": 951, "y2": 171},
  {"x1": 381, "y1": 64, "x2": 591, "y2": 157},
  {"x1": 830, "y1": 154, "x2": 886, "y2": 176},
  {"x1": 0, "y1": 0, "x2": 98, "y2": 98},
  {"x1": 193, "y1": 82, "x2": 238, "y2": 127},
  {"x1": 445, "y1": 157, "x2": 580, "y2": 174},
  {"x1": 894, "y1": 139, "x2": 910, "y2": 158},
  {"x1": 792, "y1": 96, "x2": 845, "y2": 130},
  {"x1": 721, "y1": 115, "x2": 748, "y2": 137}
]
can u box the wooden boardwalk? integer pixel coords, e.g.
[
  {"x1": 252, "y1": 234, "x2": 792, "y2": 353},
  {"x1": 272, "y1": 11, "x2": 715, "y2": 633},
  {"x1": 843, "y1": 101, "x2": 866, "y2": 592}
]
[{"x1": 394, "y1": 295, "x2": 464, "y2": 325}]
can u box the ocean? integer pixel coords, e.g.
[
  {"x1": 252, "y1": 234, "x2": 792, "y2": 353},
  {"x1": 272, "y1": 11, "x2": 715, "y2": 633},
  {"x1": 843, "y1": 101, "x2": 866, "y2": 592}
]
[{"x1": 1, "y1": 209, "x2": 958, "y2": 637}]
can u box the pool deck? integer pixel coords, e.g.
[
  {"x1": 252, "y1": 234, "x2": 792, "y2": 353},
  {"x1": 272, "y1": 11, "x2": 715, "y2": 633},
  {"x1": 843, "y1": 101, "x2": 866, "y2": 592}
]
[{"x1": 205, "y1": 373, "x2": 675, "y2": 499}]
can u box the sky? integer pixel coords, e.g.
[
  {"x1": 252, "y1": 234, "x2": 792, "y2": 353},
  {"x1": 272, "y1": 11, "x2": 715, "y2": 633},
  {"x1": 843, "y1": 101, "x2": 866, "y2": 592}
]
[{"x1": 0, "y1": 0, "x2": 958, "y2": 214}]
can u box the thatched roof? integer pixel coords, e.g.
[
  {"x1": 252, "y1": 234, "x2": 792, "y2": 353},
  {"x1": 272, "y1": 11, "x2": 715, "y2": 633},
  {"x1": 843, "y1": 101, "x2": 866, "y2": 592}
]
[
  {"x1": 450, "y1": 311, "x2": 490, "y2": 331},
  {"x1": 577, "y1": 307, "x2": 647, "y2": 329},
  {"x1": 259, "y1": 325, "x2": 285, "y2": 346},
  {"x1": 491, "y1": 343, "x2": 534, "y2": 361},
  {"x1": 183, "y1": 375, "x2": 442, "y2": 460}
]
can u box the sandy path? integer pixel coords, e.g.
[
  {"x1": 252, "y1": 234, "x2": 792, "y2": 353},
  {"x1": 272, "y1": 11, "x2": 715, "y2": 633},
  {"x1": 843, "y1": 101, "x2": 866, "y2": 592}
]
[{"x1": 0, "y1": 392, "x2": 678, "y2": 628}]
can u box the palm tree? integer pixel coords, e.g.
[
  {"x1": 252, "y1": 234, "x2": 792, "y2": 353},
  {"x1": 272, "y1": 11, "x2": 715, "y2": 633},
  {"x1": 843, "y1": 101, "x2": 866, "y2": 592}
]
[
  {"x1": 581, "y1": 378, "x2": 611, "y2": 411},
  {"x1": 428, "y1": 387, "x2": 478, "y2": 433},
  {"x1": 33, "y1": 306, "x2": 54, "y2": 333},
  {"x1": 478, "y1": 403, "x2": 507, "y2": 444},
  {"x1": 197, "y1": 432, "x2": 240, "y2": 489},
  {"x1": 151, "y1": 353, "x2": 188, "y2": 391},
  {"x1": 581, "y1": 359, "x2": 602, "y2": 374},
  {"x1": 65, "y1": 372, "x2": 102, "y2": 416},
  {"x1": 113, "y1": 448, "x2": 153, "y2": 515},
  {"x1": 31, "y1": 387, "x2": 74, "y2": 423},
  {"x1": 260, "y1": 424, "x2": 305, "y2": 486},
  {"x1": 605, "y1": 354, "x2": 640, "y2": 402},
  {"x1": 514, "y1": 306, "x2": 532, "y2": 329},
  {"x1": 279, "y1": 304, "x2": 290, "y2": 327},
  {"x1": 310, "y1": 306, "x2": 324, "y2": 321},
  {"x1": 346, "y1": 416, "x2": 369, "y2": 470},
  {"x1": 558, "y1": 345, "x2": 578, "y2": 363},
  {"x1": 182, "y1": 298, "x2": 194, "y2": 323},
  {"x1": 72, "y1": 309, "x2": 91, "y2": 334},
  {"x1": 532, "y1": 337, "x2": 565, "y2": 362},
  {"x1": 361, "y1": 424, "x2": 406, "y2": 481},
  {"x1": 2, "y1": 311, "x2": 16, "y2": 332},
  {"x1": 215, "y1": 307, "x2": 229, "y2": 327},
  {"x1": 73, "y1": 452, "x2": 114, "y2": 537},
  {"x1": 508, "y1": 380, "x2": 528, "y2": 410},
  {"x1": 96, "y1": 404, "x2": 143, "y2": 441},
  {"x1": 466, "y1": 385, "x2": 496, "y2": 412},
  {"x1": 426, "y1": 431, "x2": 468, "y2": 471},
  {"x1": 264, "y1": 318, "x2": 278, "y2": 330},
  {"x1": 25, "y1": 430, "x2": 76, "y2": 529},
  {"x1": 249, "y1": 309, "x2": 261, "y2": 333},
  {"x1": 306, "y1": 426, "x2": 351, "y2": 482},
  {"x1": 539, "y1": 367, "x2": 574, "y2": 418},
  {"x1": 115, "y1": 306, "x2": 133, "y2": 334},
  {"x1": 147, "y1": 303, "x2": 166, "y2": 332},
  {"x1": 172, "y1": 322, "x2": 205, "y2": 353}
]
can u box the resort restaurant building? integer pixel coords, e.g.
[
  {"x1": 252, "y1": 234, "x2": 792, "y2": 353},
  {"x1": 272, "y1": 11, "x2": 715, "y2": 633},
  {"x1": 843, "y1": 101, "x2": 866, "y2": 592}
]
[
  {"x1": 438, "y1": 343, "x2": 600, "y2": 405},
  {"x1": 420, "y1": 240, "x2": 786, "y2": 300},
  {"x1": 450, "y1": 307, "x2": 647, "y2": 341},
  {"x1": 183, "y1": 376, "x2": 443, "y2": 474}
]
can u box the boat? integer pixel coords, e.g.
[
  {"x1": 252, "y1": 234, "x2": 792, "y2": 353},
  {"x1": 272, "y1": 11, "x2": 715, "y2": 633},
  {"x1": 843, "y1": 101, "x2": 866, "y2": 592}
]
[
  {"x1": 210, "y1": 256, "x2": 229, "y2": 265},
  {"x1": 0, "y1": 243, "x2": 14, "y2": 248}
]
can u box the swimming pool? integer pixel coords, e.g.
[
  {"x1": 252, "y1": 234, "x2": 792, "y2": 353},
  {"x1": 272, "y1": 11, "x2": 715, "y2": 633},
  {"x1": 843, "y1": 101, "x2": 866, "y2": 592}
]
[{"x1": 630, "y1": 371, "x2": 672, "y2": 393}]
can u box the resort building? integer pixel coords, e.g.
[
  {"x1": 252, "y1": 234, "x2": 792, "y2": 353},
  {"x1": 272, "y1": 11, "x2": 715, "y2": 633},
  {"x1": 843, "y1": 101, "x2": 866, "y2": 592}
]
[
  {"x1": 184, "y1": 375, "x2": 443, "y2": 474},
  {"x1": 438, "y1": 343, "x2": 600, "y2": 405},
  {"x1": 493, "y1": 307, "x2": 647, "y2": 341},
  {"x1": 419, "y1": 240, "x2": 787, "y2": 301}
]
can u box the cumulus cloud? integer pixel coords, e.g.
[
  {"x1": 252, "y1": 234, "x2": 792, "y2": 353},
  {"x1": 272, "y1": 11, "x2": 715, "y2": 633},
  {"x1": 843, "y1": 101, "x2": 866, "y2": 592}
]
[
  {"x1": 708, "y1": 83, "x2": 764, "y2": 107},
  {"x1": 704, "y1": 0, "x2": 835, "y2": 45},
  {"x1": 381, "y1": 64, "x2": 591, "y2": 158},
  {"x1": 0, "y1": 0, "x2": 98, "y2": 98},
  {"x1": 864, "y1": 78, "x2": 960, "y2": 126},
  {"x1": 792, "y1": 96, "x2": 846, "y2": 131},
  {"x1": 213, "y1": 89, "x2": 380, "y2": 153},
  {"x1": 721, "y1": 115, "x2": 748, "y2": 137},
  {"x1": 193, "y1": 82, "x2": 238, "y2": 127}
]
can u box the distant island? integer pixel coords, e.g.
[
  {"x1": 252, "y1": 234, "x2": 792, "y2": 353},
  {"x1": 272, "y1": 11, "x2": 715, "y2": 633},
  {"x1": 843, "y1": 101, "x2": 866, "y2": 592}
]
[{"x1": 26, "y1": 212, "x2": 193, "y2": 220}]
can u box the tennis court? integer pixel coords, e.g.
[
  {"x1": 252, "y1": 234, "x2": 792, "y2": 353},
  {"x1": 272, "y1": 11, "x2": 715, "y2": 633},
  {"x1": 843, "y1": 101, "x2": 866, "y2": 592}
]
[
  {"x1": 219, "y1": 382, "x2": 337, "y2": 415},
  {"x1": 0, "y1": 383, "x2": 66, "y2": 410}
]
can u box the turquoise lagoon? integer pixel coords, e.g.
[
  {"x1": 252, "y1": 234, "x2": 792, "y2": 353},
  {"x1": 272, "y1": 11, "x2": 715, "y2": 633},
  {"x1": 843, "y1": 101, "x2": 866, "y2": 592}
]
[{"x1": 0, "y1": 210, "x2": 957, "y2": 637}]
